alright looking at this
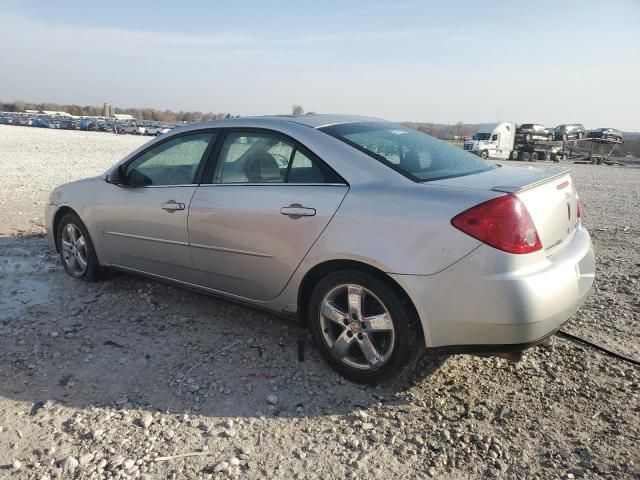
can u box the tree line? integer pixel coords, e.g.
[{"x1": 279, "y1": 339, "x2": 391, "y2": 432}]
[{"x1": 0, "y1": 100, "x2": 237, "y2": 123}]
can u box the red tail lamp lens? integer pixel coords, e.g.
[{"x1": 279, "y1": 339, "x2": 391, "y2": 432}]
[{"x1": 451, "y1": 195, "x2": 542, "y2": 254}]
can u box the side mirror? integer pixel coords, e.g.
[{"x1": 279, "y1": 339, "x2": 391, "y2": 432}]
[{"x1": 106, "y1": 165, "x2": 125, "y2": 185}]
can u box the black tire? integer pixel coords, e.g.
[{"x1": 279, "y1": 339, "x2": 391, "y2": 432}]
[
  {"x1": 56, "y1": 213, "x2": 103, "y2": 282},
  {"x1": 530, "y1": 152, "x2": 538, "y2": 161},
  {"x1": 539, "y1": 152, "x2": 548, "y2": 161},
  {"x1": 307, "y1": 269, "x2": 421, "y2": 384},
  {"x1": 480, "y1": 150, "x2": 489, "y2": 159},
  {"x1": 510, "y1": 150, "x2": 519, "y2": 160},
  {"x1": 522, "y1": 152, "x2": 531, "y2": 162}
]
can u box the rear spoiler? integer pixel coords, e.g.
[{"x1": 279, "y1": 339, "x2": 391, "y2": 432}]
[{"x1": 491, "y1": 168, "x2": 570, "y2": 194}]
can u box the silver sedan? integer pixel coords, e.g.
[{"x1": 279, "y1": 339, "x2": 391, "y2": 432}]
[{"x1": 46, "y1": 115, "x2": 595, "y2": 383}]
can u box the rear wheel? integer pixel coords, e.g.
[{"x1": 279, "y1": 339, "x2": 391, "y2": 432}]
[
  {"x1": 57, "y1": 213, "x2": 103, "y2": 281},
  {"x1": 308, "y1": 270, "x2": 420, "y2": 384},
  {"x1": 530, "y1": 152, "x2": 539, "y2": 161},
  {"x1": 510, "y1": 150, "x2": 519, "y2": 160},
  {"x1": 522, "y1": 152, "x2": 531, "y2": 162}
]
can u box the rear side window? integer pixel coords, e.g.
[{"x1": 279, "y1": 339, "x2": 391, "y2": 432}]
[
  {"x1": 213, "y1": 131, "x2": 342, "y2": 184},
  {"x1": 321, "y1": 122, "x2": 494, "y2": 182}
]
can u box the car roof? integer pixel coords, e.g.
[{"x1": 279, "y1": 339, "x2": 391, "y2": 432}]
[{"x1": 186, "y1": 114, "x2": 386, "y2": 131}]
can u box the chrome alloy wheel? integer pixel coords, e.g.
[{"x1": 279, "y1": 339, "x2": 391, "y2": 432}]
[
  {"x1": 61, "y1": 223, "x2": 88, "y2": 276},
  {"x1": 319, "y1": 284, "x2": 395, "y2": 370}
]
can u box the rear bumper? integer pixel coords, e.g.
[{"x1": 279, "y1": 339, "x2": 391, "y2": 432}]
[{"x1": 392, "y1": 224, "x2": 595, "y2": 349}]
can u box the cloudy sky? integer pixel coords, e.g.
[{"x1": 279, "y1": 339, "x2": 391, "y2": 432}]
[{"x1": 1, "y1": 0, "x2": 639, "y2": 130}]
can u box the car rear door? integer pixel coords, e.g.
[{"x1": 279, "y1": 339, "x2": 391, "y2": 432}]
[
  {"x1": 187, "y1": 129, "x2": 348, "y2": 301},
  {"x1": 93, "y1": 130, "x2": 217, "y2": 278}
]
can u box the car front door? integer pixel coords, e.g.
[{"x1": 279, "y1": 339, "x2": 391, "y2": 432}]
[
  {"x1": 93, "y1": 130, "x2": 217, "y2": 278},
  {"x1": 187, "y1": 129, "x2": 348, "y2": 301}
]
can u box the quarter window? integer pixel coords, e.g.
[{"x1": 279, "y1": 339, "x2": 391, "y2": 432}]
[{"x1": 124, "y1": 132, "x2": 215, "y2": 187}]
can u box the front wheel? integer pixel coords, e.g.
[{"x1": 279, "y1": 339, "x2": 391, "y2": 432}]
[
  {"x1": 57, "y1": 213, "x2": 103, "y2": 281},
  {"x1": 308, "y1": 270, "x2": 420, "y2": 384},
  {"x1": 480, "y1": 150, "x2": 489, "y2": 159}
]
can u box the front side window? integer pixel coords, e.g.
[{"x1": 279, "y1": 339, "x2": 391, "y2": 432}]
[
  {"x1": 124, "y1": 132, "x2": 215, "y2": 186},
  {"x1": 213, "y1": 131, "x2": 341, "y2": 184},
  {"x1": 322, "y1": 122, "x2": 494, "y2": 182}
]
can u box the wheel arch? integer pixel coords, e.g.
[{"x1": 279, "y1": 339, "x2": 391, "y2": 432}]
[
  {"x1": 296, "y1": 259, "x2": 424, "y2": 340},
  {"x1": 52, "y1": 206, "x2": 78, "y2": 252}
]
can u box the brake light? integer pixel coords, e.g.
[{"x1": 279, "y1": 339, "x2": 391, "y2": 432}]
[{"x1": 451, "y1": 195, "x2": 542, "y2": 254}]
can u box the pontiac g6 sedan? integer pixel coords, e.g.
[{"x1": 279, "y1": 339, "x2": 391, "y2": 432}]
[{"x1": 46, "y1": 115, "x2": 595, "y2": 383}]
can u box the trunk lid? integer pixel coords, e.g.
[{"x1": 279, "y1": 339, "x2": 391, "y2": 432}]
[{"x1": 431, "y1": 165, "x2": 579, "y2": 255}]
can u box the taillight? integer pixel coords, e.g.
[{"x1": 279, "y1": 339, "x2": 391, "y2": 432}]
[{"x1": 451, "y1": 195, "x2": 542, "y2": 254}]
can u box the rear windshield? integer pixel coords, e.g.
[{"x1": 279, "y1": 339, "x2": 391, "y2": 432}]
[{"x1": 321, "y1": 122, "x2": 494, "y2": 182}]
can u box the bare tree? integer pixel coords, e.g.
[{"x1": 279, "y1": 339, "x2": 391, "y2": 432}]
[{"x1": 292, "y1": 105, "x2": 304, "y2": 115}]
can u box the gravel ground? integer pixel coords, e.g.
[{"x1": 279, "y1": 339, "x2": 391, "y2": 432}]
[{"x1": 0, "y1": 126, "x2": 638, "y2": 479}]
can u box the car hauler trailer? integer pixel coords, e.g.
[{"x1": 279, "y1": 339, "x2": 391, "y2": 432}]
[{"x1": 464, "y1": 124, "x2": 623, "y2": 164}]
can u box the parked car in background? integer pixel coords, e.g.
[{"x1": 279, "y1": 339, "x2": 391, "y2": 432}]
[
  {"x1": 145, "y1": 125, "x2": 163, "y2": 136},
  {"x1": 59, "y1": 119, "x2": 79, "y2": 130},
  {"x1": 516, "y1": 124, "x2": 554, "y2": 142},
  {"x1": 156, "y1": 126, "x2": 173, "y2": 135},
  {"x1": 45, "y1": 114, "x2": 594, "y2": 383},
  {"x1": 122, "y1": 123, "x2": 147, "y2": 135},
  {"x1": 32, "y1": 118, "x2": 52, "y2": 128},
  {"x1": 554, "y1": 124, "x2": 585, "y2": 141},
  {"x1": 587, "y1": 128, "x2": 623, "y2": 143}
]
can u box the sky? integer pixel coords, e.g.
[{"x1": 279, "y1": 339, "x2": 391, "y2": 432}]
[{"x1": 1, "y1": 0, "x2": 639, "y2": 130}]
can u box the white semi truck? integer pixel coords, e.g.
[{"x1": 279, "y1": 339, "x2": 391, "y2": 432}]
[
  {"x1": 464, "y1": 122, "x2": 564, "y2": 161},
  {"x1": 463, "y1": 123, "x2": 515, "y2": 160}
]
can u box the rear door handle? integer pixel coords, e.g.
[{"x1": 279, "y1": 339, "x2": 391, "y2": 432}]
[
  {"x1": 161, "y1": 201, "x2": 185, "y2": 212},
  {"x1": 280, "y1": 204, "x2": 316, "y2": 218}
]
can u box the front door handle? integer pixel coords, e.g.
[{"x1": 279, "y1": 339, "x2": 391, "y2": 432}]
[
  {"x1": 280, "y1": 204, "x2": 316, "y2": 218},
  {"x1": 161, "y1": 201, "x2": 185, "y2": 212}
]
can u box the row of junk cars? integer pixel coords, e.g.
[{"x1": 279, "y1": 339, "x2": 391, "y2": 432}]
[
  {"x1": 515, "y1": 123, "x2": 623, "y2": 143},
  {"x1": 0, "y1": 112, "x2": 175, "y2": 136}
]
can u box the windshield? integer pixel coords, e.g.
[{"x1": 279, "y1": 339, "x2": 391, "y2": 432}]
[
  {"x1": 472, "y1": 133, "x2": 491, "y2": 140},
  {"x1": 320, "y1": 122, "x2": 495, "y2": 182}
]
